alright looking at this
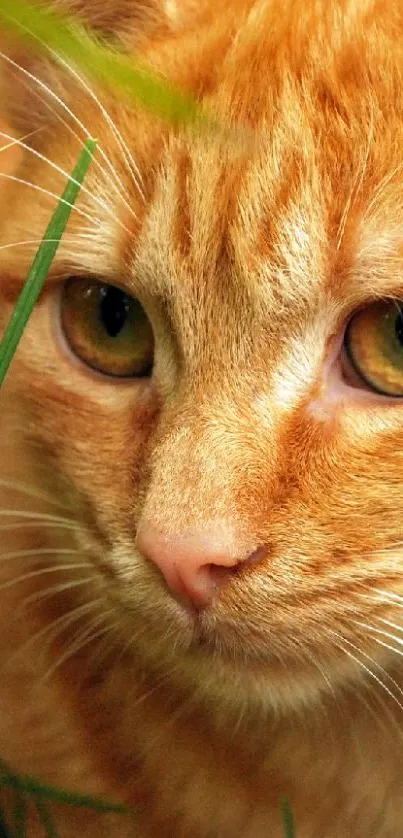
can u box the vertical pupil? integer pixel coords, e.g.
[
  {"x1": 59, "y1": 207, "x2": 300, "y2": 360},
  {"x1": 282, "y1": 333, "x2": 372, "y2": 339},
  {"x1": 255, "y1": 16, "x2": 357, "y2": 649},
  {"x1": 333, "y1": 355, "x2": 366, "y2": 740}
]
[
  {"x1": 395, "y1": 310, "x2": 403, "y2": 347},
  {"x1": 99, "y1": 286, "x2": 130, "y2": 338}
]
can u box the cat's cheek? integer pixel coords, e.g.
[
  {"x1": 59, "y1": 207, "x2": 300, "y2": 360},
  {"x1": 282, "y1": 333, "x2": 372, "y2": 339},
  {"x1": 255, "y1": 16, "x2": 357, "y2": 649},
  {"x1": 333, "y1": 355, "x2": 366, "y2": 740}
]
[{"x1": 5, "y1": 294, "x2": 162, "y2": 530}]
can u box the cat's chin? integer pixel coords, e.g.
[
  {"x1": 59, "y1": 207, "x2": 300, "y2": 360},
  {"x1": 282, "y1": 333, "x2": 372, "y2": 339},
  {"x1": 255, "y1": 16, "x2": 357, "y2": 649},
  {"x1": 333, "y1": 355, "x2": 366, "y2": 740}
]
[
  {"x1": 178, "y1": 635, "x2": 399, "y2": 721},
  {"x1": 104, "y1": 555, "x2": 403, "y2": 718},
  {"x1": 119, "y1": 596, "x2": 382, "y2": 720}
]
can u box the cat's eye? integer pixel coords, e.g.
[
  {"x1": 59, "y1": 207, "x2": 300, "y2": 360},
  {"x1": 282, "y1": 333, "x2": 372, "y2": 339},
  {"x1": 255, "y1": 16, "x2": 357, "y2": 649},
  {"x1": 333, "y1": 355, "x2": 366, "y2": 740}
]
[
  {"x1": 61, "y1": 278, "x2": 154, "y2": 377},
  {"x1": 344, "y1": 300, "x2": 403, "y2": 396}
]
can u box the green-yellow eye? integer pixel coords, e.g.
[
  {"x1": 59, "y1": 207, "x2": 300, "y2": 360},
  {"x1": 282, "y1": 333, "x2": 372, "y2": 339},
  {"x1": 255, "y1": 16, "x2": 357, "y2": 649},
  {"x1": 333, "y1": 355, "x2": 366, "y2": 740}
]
[
  {"x1": 61, "y1": 278, "x2": 154, "y2": 377},
  {"x1": 344, "y1": 300, "x2": 403, "y2": 396}
]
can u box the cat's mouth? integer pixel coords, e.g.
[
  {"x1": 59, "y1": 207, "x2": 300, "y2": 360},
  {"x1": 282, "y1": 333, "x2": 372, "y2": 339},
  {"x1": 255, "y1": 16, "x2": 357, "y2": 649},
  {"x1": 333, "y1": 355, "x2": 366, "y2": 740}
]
[{"x1": 105, "y1": 542, "x2": 402, "y2": 697}]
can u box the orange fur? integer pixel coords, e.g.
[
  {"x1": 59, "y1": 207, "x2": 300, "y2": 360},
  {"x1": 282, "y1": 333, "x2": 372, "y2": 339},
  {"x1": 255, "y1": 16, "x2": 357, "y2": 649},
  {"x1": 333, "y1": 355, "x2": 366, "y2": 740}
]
[{"x1": 1, "y1": 0, "x2": 403, "y2": 834}]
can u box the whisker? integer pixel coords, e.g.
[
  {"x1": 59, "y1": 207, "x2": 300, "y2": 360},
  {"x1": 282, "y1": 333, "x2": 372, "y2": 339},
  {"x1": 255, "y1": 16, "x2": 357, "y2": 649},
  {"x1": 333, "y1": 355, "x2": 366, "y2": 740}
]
[
  {"x1": 0, "y1": 49, "x2": 135, "y2": 213},
  {"x1": 330, "y1": 631, "x2": 403, "y2": 747},
  {"x1": 352, "y1": 618, "x2": 403, "y2": 647},
  {"x1": 0, "y1": 509, "x2": 78, "y2": 525},
  {"x1": 0, "y1": 173, "x2": 100, "y2": 226},
  {"x1": 0, "y1": 126, "x2": 42, "y2": 152},
  {"x1": 10, "y1": 598, "x2": 103, "y2": 666},
  {"x1": 43, "y1": 43, "x2": 145, "y2": 200},
  {"x1": 38, "y1": 609, "x2": 111, "y2": 685},
  {"x1": 24, "y1": 84, "x2": 137, "y2": 220},
  {"x1": 0, "y1": 547, "x2": 82, "y2": 562},
  {"x1": 24, "y1": 575, "x2": 97, "y2": 606},
  {"x1": 0, "y1": 236, "x2": 97, "y2": 253},
  {"x1": 0, "y1": 521, "x2": 78, "y2": 532},
  {"x1": 357, "y1": 587, "x2": 403, "y2": 614},
  {"x1": 0, "y1": 478, "x2": 71, "y2": 509},
  {"x1": 370, "y1": 636, "x2": 403, "y2": 661},
  {"x1": 377, "y1": 617, "x2": 403, "y2": 635},
  {"x1": 343, "y1": 662, "x2": 403, "y2": 747},
  {"x1": 0, "y1": 562, "x2": 91, "y2": 592},
  {"x1": 0, "y1": 131, "x2": 132, "y2": 236},
  {"x1": 370, "y1": 588, "x2": 403, "y2": 604},
  {"x1": 329, "y1": 629, "x2": 403, "y2": 710}
]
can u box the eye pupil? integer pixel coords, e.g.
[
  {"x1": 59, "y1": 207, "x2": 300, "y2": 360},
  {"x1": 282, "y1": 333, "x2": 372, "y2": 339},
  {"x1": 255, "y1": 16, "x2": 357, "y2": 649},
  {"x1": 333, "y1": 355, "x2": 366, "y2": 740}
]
[
  {"x1": 61, "y1": 278, "x2": 154, "y2": 378},
  {"x1": 395, "y1": 310, "x2": 403, "y2": 347},
  {"x1": 100, "y1": 286, "x2": 130, "y2": 338}
]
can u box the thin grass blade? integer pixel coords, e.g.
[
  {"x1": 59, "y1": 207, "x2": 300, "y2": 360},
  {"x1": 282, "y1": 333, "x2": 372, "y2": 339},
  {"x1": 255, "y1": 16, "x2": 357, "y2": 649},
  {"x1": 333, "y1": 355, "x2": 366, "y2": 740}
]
[
  {"x1": 34, "y1": 798, "x2": 58, "y2": 838},
  {"x1": 0, "y1": 805, "x2": 12, "y2": 838},
  {"x1": 0, "y1": 138, "x2": 97, "y2": 388},
  {"x1": 0, "y1": 770, "x2": 130, "y2": 816},
  {"x1": 281, "y1": 797, "x2": 296, "y2": 838},
  {"x1": 13, "y1": 788, "x2": 27, "y2": 838}
]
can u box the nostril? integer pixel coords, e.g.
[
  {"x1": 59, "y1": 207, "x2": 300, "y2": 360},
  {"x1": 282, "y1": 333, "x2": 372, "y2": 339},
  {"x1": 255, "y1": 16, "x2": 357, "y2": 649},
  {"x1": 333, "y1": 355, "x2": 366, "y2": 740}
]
[
  {"x1": 206, "y1": 544, "x2": 269, "y2": 588},
  {"x1": 173, "y1": 562, "x2": 235, "y2": 609},
  {"x1": 182, "y1": 545, "x2": 269, "y2": 608},
  {"x1": 205, "y1": 562, "x2": 237, "y2": 588},
  {"x1": 136, "y1": 522, "x2": 269, "y2": 609},
  {"x1": 242, "y1": 544, "x2": 270, "y2": 568}
]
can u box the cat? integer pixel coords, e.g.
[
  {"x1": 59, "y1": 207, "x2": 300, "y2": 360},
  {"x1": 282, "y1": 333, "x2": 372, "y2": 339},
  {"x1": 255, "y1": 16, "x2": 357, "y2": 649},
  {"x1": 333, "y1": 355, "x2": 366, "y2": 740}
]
[{"x1": 1, "y1": 0, "x2": 403, "y2": 834}]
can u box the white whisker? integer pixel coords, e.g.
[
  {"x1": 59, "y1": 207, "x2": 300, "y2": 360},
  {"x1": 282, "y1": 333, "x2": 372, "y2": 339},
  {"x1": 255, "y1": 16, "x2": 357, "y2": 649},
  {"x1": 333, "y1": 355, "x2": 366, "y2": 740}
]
[
  {"x1": 24, "y1": 575, "x2": 97, "y2": 606},
  {"x1": 352, "y1": 618, "x2": 403, "y2": 646},
  {"x1": 0, "y1": 478, "x2": 71, "y2": 509},
  {"x1": 0, "y1": 126, "x2": 42, "y2": 152},
  {"x1": 371, "y1": 588, "x2": 403, "y2": 604},
  {"x1": 377, "y1": 617, "x2": 403, "y2": 634},
  {"x1": 0, "y1": 563, "x2": 91, "y2": 593},
  {"x1": 0, "y1": 173, "x2": 100, "y2": 226},
  {"x1": 329, "y1": 629, "x2": 403, "y2": 710},
  {"x1": 38, "y1": 609, "x2": 110, "y2": 684},
  {"x1": 371, "y1": 636, "x2": 403, "y2": 660},
  {"x1": 44, "y1": 43, "x2": 145, "y2": 200},
  {"x1": 0, "y1": 509, "x2": 77, "y2": 524},
  {"x1": 0, "y1": 547, "x2": 81, "y2": 562},
  {"x1": 0, "y1": 131, "x2": 132, "y2": 236},
  {"x1": 0, "y1": 50, "x2": 135, "y2": 215},
  {"x1": 0, "y1": 236, "x2": 96, "y2": 253},
  {"x1": 358, "y1": 587, "x2": 403, "y2": 613},
  {"x1": 10, "y1": 598, "x2": 102, "y2": 667},
  {"x1": 0, "y1": 521, "x2": 78, "y2": 532}
]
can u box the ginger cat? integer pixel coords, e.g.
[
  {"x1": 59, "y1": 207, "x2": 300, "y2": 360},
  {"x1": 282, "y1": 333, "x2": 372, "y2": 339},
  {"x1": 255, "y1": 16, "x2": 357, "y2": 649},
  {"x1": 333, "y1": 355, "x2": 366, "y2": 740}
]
[{"x1": 1, "y1": 0, "x2": 403, "y2": 834}]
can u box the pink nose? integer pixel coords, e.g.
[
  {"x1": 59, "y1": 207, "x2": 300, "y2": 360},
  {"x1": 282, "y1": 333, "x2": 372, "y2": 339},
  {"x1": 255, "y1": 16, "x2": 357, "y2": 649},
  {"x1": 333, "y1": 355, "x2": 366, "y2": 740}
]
[{"x1": 136, "y1": 524, "x2": 260, "y2": 609}]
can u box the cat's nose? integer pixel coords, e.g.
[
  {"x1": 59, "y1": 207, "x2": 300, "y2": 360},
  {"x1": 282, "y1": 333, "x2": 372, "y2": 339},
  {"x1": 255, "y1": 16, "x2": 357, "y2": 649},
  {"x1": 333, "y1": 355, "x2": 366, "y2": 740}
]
[{"x1": 136, "y1": 524, "x2": 261, "y2": 609}]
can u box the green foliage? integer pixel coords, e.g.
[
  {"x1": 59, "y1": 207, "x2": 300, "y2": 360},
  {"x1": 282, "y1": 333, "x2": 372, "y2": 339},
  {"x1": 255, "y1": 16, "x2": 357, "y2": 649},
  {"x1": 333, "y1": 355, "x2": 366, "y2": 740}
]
[
  {"x1": 0, "y1": 0, "x2": 211, "y2": 130},
  {"x1": 0, "y1": 758, "x2": 131, "y2": 836},
  {"x1": 282, "y1": 796, "x2": 296, "y2": 838},
  {"x1": 0, "y1": 805, "x2": 11, "y2": 838},
  {"x1": 0, "y1": 138, "x2": 96, "y2": 388}
]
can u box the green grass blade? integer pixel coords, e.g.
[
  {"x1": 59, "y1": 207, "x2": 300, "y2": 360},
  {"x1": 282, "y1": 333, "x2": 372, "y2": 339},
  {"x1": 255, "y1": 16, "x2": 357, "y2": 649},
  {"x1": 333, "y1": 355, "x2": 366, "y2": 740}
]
[
  {"x1": 281, "y1": 797, "x2": 296, "y2": 838},
  {"x1": 34, "y1": 798, "x2": 58, "y2": 838},
  {"x1": 0, "y1": 770, "x2": 130, "y2": 816},
  {"x1": 13, "y1": 789, "x2": 27, "y2": 838},
  {"x1": 0, "y1": 137, "x2": 97, "y2": 389},
  {"x1": 0, "y1": 804, "x2": 12, "y2": 838},
  {"x1": 0, "y1": 0, "x2": 210, "y2": 131}
]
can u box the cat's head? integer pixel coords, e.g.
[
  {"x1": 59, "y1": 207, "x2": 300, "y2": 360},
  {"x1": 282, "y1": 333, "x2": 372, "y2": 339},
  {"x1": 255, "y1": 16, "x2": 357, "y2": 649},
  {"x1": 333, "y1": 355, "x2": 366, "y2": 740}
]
[{"x1": 1, "y1": 0, "x2": 403, "y2": 717}]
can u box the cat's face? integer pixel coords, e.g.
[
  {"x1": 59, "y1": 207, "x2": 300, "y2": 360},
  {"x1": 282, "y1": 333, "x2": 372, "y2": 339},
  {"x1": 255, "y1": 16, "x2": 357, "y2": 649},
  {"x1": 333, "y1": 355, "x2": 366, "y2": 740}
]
[{"x1": 2, "y1": 0, "x2": 403, "y2": 717}]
